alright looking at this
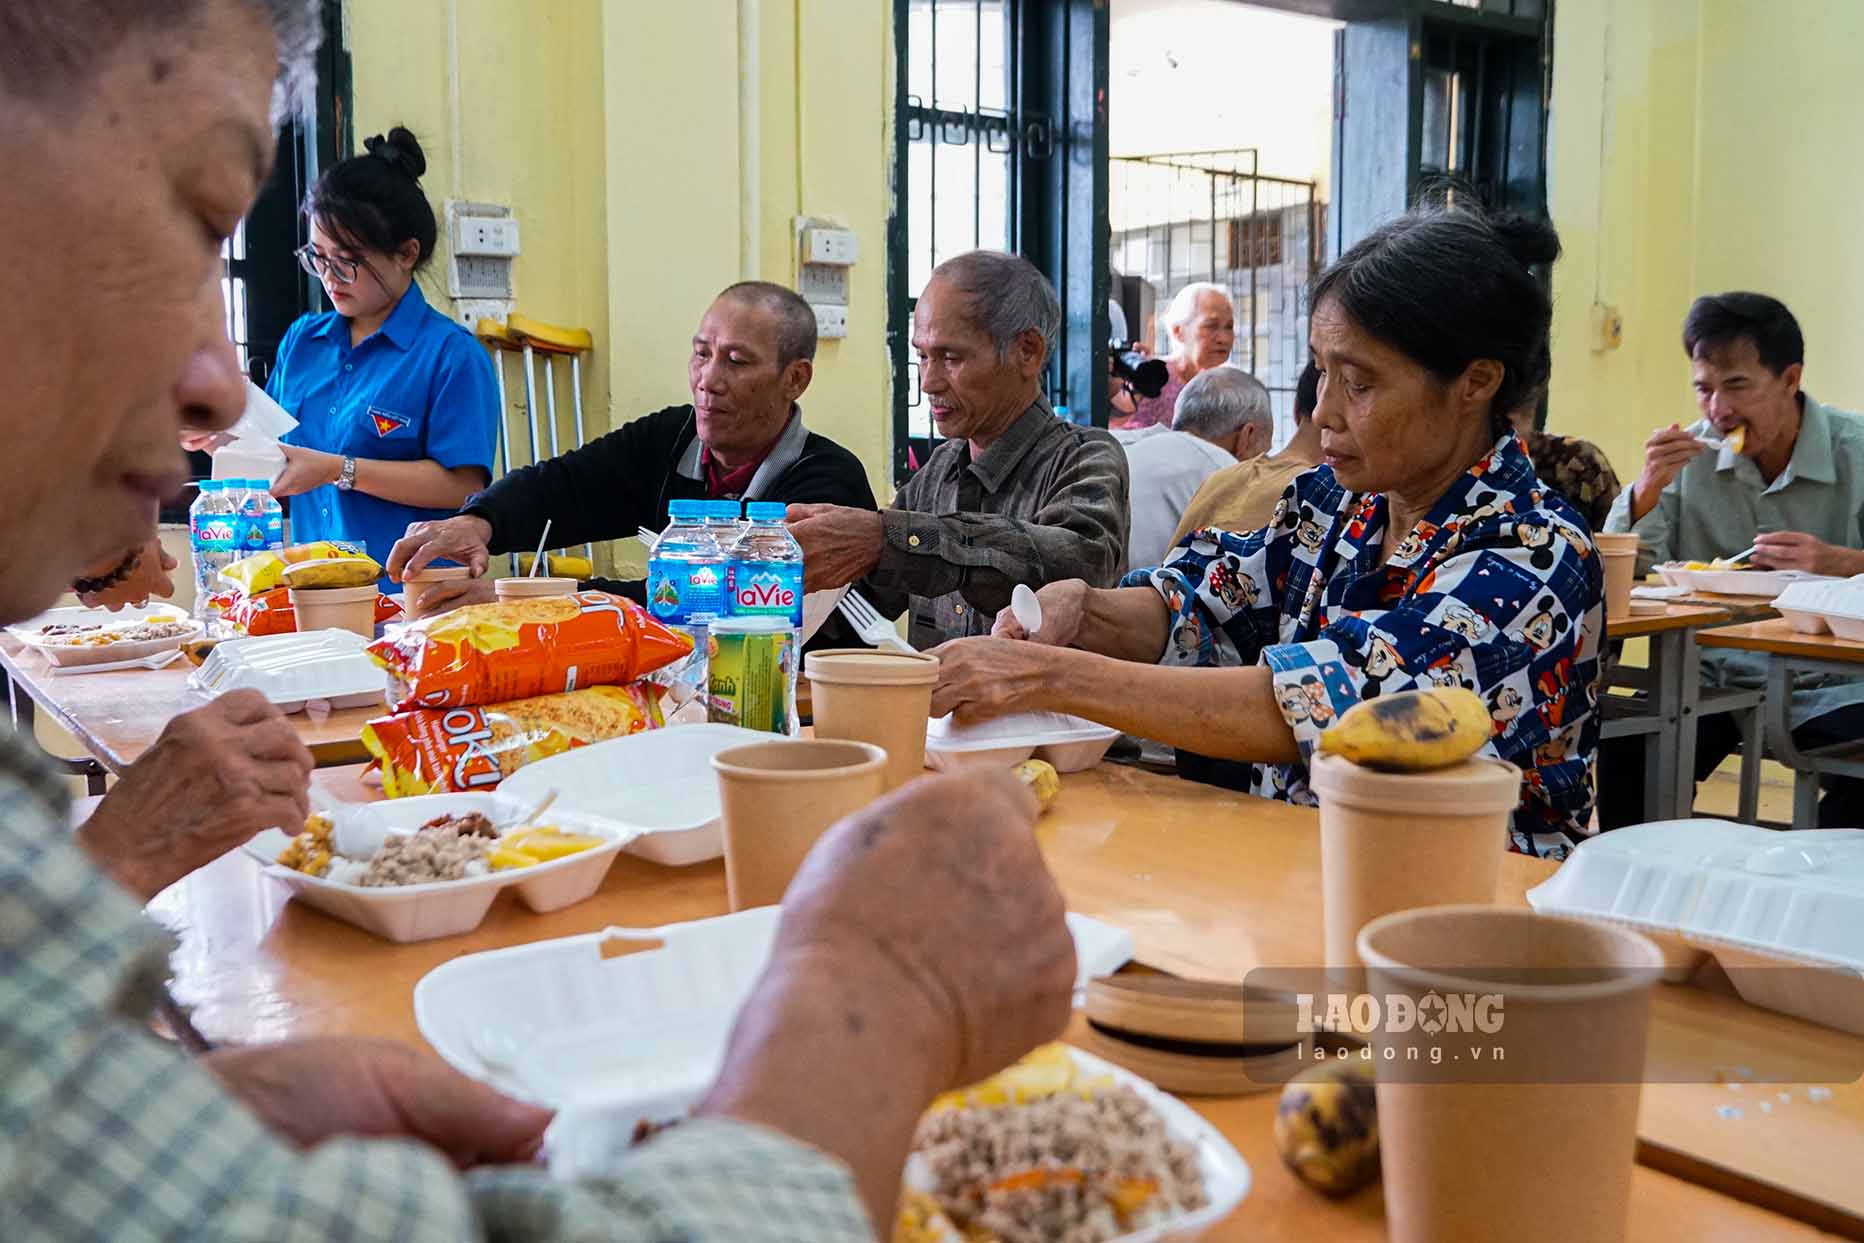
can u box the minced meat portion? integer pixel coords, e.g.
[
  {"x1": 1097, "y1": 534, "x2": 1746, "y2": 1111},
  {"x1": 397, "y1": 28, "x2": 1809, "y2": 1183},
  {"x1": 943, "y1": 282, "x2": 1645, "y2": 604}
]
[
  {"x1": 360, "y1": 825, "x2": 490, "y2": 886},
  {"x1": 419, "y1": 811, "x2": 498, "y2": 838},
  {"x1": 912, "y1": 1086, "x2": 1207, "y2": 1243}
]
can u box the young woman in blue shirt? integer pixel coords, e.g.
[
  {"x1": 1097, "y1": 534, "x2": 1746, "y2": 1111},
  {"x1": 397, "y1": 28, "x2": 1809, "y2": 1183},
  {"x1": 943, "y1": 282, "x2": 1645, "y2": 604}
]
[{"x1": 265, "y1": 127, "x2": 498, "y2": 566}]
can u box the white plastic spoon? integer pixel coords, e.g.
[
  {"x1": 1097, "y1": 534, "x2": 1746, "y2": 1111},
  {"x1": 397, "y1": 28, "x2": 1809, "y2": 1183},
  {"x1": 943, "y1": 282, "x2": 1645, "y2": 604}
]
[{"x1": 1011, "y1": 583, "x2": 1044, "y2": 637}]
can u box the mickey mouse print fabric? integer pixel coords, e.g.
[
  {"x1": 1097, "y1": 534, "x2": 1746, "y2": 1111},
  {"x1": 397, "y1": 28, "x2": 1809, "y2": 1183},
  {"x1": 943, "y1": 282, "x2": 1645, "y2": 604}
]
[{"x1": 1136, "y1": 432, "x2": 1604, "y2": 859}]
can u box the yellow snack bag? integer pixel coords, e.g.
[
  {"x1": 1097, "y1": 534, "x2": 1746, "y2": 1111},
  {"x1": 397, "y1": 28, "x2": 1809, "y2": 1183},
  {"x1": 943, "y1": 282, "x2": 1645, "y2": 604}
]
[{"x1": 282, "y1": 556, "x2": 383, "y2": 589}]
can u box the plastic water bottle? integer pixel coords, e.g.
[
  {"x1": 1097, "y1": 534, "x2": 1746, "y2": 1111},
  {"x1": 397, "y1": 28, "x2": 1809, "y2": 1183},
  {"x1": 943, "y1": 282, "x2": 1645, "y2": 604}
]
[
  {"x1": 231, "y1": 479, "x2": 273, "y2": 554},
  {"x1": 187, "y1": 481, "x2": 237, "y2": 620},
  {"x1": 715, "y1": 501, "x2": 804, "y2": 733},
  {"x1": 259, "y1": 483, "x2": 285, "y2": 551},
  {"x1": 647, "y1": 499, "x2": 730, "y2": 708}
]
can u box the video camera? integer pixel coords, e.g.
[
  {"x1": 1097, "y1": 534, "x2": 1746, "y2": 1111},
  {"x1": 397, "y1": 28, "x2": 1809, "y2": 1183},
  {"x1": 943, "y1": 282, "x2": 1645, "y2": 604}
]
[{"x1": 1109, "y1": 340, "x2": 1168, "y2": 400}]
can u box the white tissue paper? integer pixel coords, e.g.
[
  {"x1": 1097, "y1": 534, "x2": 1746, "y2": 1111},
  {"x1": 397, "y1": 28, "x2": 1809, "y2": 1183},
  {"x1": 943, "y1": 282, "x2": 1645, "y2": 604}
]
[{"x1": 209, "y1": 381, "x2": 297, "y2": 483}]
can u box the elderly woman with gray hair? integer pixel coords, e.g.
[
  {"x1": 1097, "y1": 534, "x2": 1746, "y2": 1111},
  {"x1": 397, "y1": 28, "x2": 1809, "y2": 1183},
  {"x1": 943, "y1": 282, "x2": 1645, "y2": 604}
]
[
  {"x1": 790, "y1": 249, "x2": 1130, "y2": 647},
  {"x1": 1117, "y1": 280, "x2": 1238, "y2": 431},
  {"x1": 1118, "y1": 365, "x2": 1274, "y2": 573}
]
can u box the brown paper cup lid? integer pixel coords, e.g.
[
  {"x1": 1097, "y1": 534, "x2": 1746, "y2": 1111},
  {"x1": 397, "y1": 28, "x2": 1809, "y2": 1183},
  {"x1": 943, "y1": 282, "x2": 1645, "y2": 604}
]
[
  {"x1": 1592, "y1": 533, "x2": 1641, "y2": 553},
  {"x1": 804, "y1": 648, "x2": 940, "y2": 686},
  {"x1": 1309, "y1": 752, "x2": 1521, "y2": 815},
  {"x1": 711, "y1": 738, "x2": 888, "y2": 781},
  {"x1": 496, "y1": 577, "x2": 578, "y2": 597},
  {"x1": 405, "y1": 566, "x2": 471, "y2": 583},
  {"x1": 1356, "y1": 905, "x2": 1665, "y2": 1003}
]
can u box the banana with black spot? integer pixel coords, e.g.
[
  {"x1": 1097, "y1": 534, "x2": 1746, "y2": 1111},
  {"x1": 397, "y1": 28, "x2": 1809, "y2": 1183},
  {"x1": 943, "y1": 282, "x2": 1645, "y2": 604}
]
[{"x1": 1317, "y1": 686, "x2": 1492, "y2": 772}]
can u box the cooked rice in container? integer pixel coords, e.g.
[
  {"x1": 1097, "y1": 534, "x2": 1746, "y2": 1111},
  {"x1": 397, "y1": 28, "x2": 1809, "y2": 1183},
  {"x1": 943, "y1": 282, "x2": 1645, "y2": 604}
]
[{"x1": 899, "y1": 1046, "x2": 1208, "y2": 1243}]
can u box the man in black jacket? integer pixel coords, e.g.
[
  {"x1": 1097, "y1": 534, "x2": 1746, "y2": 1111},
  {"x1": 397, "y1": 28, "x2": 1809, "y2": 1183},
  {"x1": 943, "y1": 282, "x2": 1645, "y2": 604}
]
[{"x1": 386, "y1": 281, "x2": 876, "y2": 607}]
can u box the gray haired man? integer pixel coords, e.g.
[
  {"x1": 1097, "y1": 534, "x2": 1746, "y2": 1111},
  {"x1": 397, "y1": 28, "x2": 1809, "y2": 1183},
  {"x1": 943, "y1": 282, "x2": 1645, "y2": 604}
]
[
  {"x1": 1116, "y1": 365, "x2": 1272, "y2": 572},
  {"x1": 790, "y1": 250, "x2": 1130, "y2": 646}
]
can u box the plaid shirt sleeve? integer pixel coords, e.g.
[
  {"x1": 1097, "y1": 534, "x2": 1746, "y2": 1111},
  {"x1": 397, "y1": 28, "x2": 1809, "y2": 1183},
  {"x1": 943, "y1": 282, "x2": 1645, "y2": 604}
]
[{"x1": 0, "y1": 733, "x2": 868, "y2": 1243}]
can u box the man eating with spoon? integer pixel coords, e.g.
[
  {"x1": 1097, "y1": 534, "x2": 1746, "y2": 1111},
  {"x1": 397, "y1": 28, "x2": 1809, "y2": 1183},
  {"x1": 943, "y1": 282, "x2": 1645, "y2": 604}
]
[{"x1": 1597, "y1": 292, "x2": 1864, "y2": 827}]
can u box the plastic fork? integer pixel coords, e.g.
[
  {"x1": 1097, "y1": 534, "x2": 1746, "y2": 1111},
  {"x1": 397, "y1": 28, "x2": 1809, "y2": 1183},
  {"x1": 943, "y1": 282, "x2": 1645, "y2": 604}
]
[{"x1": 836, "y1": 589, "x2": 916, "y2": 654}]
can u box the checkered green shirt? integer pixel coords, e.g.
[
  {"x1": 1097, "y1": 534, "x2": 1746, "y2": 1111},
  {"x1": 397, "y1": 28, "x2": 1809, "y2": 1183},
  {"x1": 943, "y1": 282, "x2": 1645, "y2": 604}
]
[{"x1": 0, "y1": 731, "x2": 870, "y2": 1241}]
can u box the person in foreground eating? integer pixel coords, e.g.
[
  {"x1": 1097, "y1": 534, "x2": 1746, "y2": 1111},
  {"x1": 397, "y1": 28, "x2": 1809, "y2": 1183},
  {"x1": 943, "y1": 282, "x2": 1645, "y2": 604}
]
[
  {"x1": 0, "y1": 3, "x2": 1074, "y2": 1240},
  {"x1": 931, "y1": 208, "x2": 1605, "y2": 859}
]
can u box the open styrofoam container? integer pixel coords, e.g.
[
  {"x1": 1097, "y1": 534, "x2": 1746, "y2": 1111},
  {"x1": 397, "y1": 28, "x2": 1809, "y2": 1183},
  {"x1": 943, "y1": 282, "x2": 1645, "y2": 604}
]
[
  {"x1": 414, "y1": 904, "x2": 1135, "y2": 1109},
  {"x1": 925, "y1": 710, "x2": 1122, "y2": 773},
  {"x1": 1772, "y1": 576, "x2": 1864, "y2": 638},
  {"x1": 188, "y1": 629, "x2": 387, "y2": 713},
  {"x1": 1654, "y1": 563, "x2": 1833, "y2": 598},
  {"x1": 498, "y1": 722, "x2": 773, "y2": 867},
  {"x1": 243, "y1": 791, "x2": 639, "y2": 942},
  {"x1": 1527, "y1": 820, "x2": 1864, "y2": 1032},
  {"x1": 7, "y1": 604, "x2": 200, "y2": 668},
  {"x1": 542, "y1": 1044, "x2": 1250, "y2": 1243}
]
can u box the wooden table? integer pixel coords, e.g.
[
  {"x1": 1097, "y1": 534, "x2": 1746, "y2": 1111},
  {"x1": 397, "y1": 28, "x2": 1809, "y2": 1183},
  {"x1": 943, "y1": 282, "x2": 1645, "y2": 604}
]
[
  {"x1": 154, "y1": 762, "x2": 1861, "y2": 1240},
  {"x1": 1699, "y1": 619, "x2": 1864, "y2": 825},
  {"x1": 1603, "y1": 603, "x2": 1745, "y2": 822},
  {"x1": 0, "y1": 634, "x2": 376, "y2": 774}
]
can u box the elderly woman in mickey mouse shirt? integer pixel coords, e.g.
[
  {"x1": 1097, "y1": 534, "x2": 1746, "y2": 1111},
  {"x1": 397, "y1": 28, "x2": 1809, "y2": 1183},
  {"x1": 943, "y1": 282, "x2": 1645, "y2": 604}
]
[{"x1": 930, "y1": 208, "x2": 1605, "y2": 859}]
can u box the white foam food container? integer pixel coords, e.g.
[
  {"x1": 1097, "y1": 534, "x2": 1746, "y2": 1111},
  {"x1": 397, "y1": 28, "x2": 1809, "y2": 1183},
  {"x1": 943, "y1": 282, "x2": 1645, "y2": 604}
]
[
  {"x1": 188, "y1": 629, "x2": 387, "y2": 713},
  {"x1": 498, "y1": 722, "x2": 774, "y2": 867},
  {"x1": 924, "y1": 710, "x2": 1121, "y2": 774},
  {"x1": 414, "y1": 904, "x2": 1135, "y2": 1109},
  {"x1": 7, "y1": 604, "x2": 200, "y2": 668},
  {"x1": 1527, "y1": 820, "x2": 1864, "y2": 1033},
  {"x1": 542, "y1": 1044, "x2": 1250, "y2": 1243},
  {"x1": 243, "y1": 791, "x2": 639, "y2": 942},
  {"x1": 1773, "y1": 577, "x2": 1864, "y2": 638},
  {"x1": 1654, "y1": 563, "x2": 1833, "y2": 598}
]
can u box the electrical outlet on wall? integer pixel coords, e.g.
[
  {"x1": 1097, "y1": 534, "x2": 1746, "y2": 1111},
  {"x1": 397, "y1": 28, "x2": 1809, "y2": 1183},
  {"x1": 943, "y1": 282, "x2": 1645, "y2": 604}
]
[
  {"x1": 813, "y1": 304, "x2": 849, "y2": 340},
  {"x1": 798, "y1": 263, "x2": 848, "y2": 305},
  {"x1": 444, "y1": 199, "x2": 517, "y2": 302}
]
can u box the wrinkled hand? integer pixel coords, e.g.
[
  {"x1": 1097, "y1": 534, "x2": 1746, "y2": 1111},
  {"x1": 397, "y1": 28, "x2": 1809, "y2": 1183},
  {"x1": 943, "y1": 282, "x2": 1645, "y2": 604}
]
[
  {"x1": 928, "y1": 635, "x2": 1054, "y2": 723},
  {"x1": 786, "y1": 504, "x2": 884, "y2": 593},
  {"x1": 387, "y1": 515, "x2": 495, "y2": 581},
  {"x1": 206, "y1": 1036, "x2": 553, "y2": 1167},
  {"x1": 1752, "y1": 531, "x2": 1864, "y2": 577},
  {"x1": 269, "y1": 443, "x2": 343, "y2": 499},
  {"x1": 406, "y1": 574, "x2": 497, "y2": 619},
  {"x1": 77, "y1": 690, "x2": 313, "y2": 899},
  {"x1": 773, "y1": 769, "x2": 1075, "y2": 1092},
  {"x1": 77, "y1": 539, "x2": 178, "y2": 611},
  {"x1": 990, "y1": 579, "x2": 1091, "y2": 646}
]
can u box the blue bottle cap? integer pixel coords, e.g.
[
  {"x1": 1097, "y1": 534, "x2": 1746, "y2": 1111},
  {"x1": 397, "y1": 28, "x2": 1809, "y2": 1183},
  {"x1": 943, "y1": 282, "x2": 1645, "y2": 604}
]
[
  {"x1": 745, "y1": 502, "x2": 787, "y2": 522},
  {"x1": 706, "y1": 500, "x2": 743, "y2": 520},
  {"x1": 667, "y1": 499, "x2": 705, "y2": 519}
]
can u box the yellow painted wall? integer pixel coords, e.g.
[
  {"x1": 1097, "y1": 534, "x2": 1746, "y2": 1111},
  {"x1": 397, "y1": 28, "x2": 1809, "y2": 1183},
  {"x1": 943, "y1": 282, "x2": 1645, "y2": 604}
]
[
  {"x1": 1549, "y1": 0, "x2": 1864, "y2": 482},
  {"x1": 346, "y1": 1, "x2": 894, "y2": 573}
]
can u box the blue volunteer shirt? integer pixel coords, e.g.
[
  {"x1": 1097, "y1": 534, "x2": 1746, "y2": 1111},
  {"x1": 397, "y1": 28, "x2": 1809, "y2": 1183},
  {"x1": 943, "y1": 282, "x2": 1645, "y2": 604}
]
[{"x1": 269, "y1": 281, "x2": 498, "y2": 567}]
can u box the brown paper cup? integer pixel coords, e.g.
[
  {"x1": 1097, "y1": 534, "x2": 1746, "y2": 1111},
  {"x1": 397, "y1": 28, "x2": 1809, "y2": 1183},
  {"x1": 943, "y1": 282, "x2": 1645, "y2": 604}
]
[
  {"x1": 1357, "y1": 907, "x2": 1663, "y2": 1243},
  {"x1": 804, "y1": 649, "x2": 941, "y2": 791},
  {"x1": 402, "y1": 565, "x2": 471, "y2": 621},
  {"x1": 496, "y1": 576, "x2": 579, "y2": 600},
  {"x1": 711, "y1": 738, "x2": 887, "y2": 910},
  {"x1": 1594, "y1": 533, "x2": 1641, "y2": 620},
  {"x1": 288, "y1": 585, "x2": 377, "y2": 637},
  {"x1": 1310, "y1": 754, "x2": 1520, "y2": 978}
]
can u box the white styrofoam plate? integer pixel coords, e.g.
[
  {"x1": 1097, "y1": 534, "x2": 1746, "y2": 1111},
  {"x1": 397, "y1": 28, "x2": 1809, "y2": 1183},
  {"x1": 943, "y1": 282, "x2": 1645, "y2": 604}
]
[
  {"x1": 498, "y1": 722, "x2": 774, "y2": 866},
  {"x1": 243, "y1": 792, "x2": 639, "y2": 942},
  {"x1": 189, "y1": 628, "x2": 387, "y2": 713},
  {"x1": 542, "y1": 1044, "x2": 1250, "y2": 1243},
  {"x1": 925, "y1": 710, "x2": 1122, "y2": 774},
  {"x1": 1654, "y1": 564, "x2": 1834, "y2": 598},
  {"x1": 8, "y1": 604, "x2": 199, "y2": 667},
  {"x1": 1772, "y1": 577, "x2": 1864, "y2": 638},
  {"x1": 413, "y1": 905, "x2": 1135, "y2": 1108},
  {"x1": 1527, "y1": 820, "x2": 1864, "y2": 1029}
]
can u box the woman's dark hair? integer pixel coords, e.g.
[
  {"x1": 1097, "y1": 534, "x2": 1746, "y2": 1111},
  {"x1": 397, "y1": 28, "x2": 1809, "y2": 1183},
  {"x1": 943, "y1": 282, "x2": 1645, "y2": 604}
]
[
  {"x1": 1683, "y1": 292, "x2": 1804, "y2": 376},
  {"x1": 1312, "y1": 206, "x2": 1560, "y2": 442},
  {"x1": 1293, "y1": 360, "x2": 1322, "y2": 423},
  {"x1": 305, "y1": 126, "x2": 438, "y2": 273}
]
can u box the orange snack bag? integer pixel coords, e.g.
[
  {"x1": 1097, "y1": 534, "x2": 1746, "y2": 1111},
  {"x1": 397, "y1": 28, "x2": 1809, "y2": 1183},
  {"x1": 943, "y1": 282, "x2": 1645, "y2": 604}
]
[
  {"x1": 368, "y1": 591, "x2": 692, "y2": 712},
  {"x1": 225, "y1": 587, "x2": 401, "y2": 636},
  {"x1": 361, "y1": 683, "x2": 664, "y2": 797}
]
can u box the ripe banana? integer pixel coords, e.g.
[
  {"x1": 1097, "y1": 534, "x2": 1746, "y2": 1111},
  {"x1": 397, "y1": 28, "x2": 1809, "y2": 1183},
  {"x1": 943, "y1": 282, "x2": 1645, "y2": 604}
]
[
  {"x1": 1275, "y1": 1059, "x2": 1379, "y2": 1197},
  {"x1": 1317, "y1": 686, "x2": 1492, "y2": 772}
]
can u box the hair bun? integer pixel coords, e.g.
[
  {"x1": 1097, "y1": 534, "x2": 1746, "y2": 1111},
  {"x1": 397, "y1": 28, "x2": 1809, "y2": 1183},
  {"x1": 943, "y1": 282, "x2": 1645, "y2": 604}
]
[
  {"x1": 1489, "y1": 212, "x2": 1561, "y2": 269},
  {"x1": 362, "y1": 126, "x2": 428, "y2": 180}
]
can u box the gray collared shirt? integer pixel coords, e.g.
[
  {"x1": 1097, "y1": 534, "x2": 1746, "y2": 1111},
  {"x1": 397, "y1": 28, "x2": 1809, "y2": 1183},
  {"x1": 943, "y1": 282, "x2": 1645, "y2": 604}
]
[
  {"x1": 862, "y1": 398, "x2": 1129, "y2": 647},
  {"x1": 1604, "y1": 394, "x2": 1864, "y2": 727},
  {"x1": 674, "y1": 403, "x2": 812, "y2": 500}
]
